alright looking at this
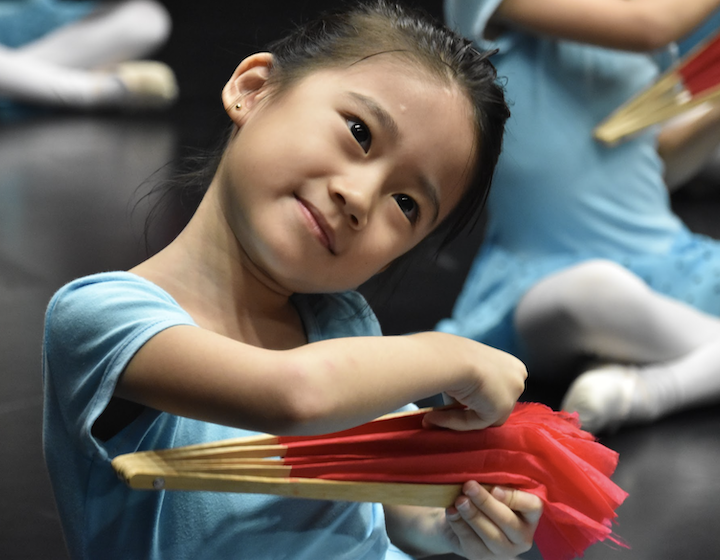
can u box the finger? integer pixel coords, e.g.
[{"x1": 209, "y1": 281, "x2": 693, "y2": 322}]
[
  {"x1": 492, "y1": 486, "x2": 544, "y2": 525},
  {"x1": 422, "y1": 408, "x2": 494, "y2": 431},
  {"x1": 452, "y1": 483, "x2": 518, "y2": 557},
  {"x1": 489, "y1": 408, "x2": 513, "y2": 426},
  {"x1": 463, "y1": 482, "x2": 535, "y2": 548},
  {"x1": 446, "y1": 497, "x2": 508, "y2": 558},
  {"x1": 440, "y1": 393, "x2": 459, "y2": 406},
  {"x1": 445, "y1": 506, "x2": 493, "y2": 557}
]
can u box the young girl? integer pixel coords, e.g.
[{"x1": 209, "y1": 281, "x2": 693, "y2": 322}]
[
  {"x1": 42, "y1": 2, "x2": 542, "y2": 559},
  {"x1": 438, "y1": 0, "x2": 720, "y2": 434}
]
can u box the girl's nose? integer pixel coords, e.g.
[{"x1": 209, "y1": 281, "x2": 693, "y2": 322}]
[{"x1": 330, "y1": 175, "x2": 378, "y2": 230}]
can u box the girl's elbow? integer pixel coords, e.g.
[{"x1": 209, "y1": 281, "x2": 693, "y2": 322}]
[{"x1": 271, "y1": 364, "x2": 332, "y2": 433}]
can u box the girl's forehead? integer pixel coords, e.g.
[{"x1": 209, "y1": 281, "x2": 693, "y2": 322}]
[
  {"x1": 301, "y1": 57, "x2": 469, "y2": 117},
  {"x1": 340, "y1": 54, "x2": 450, "y2": 88}
]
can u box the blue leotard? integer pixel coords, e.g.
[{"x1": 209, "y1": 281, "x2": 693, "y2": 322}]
[{"x1": 437, "y1": 0, "x2": 720, "y2": 359}]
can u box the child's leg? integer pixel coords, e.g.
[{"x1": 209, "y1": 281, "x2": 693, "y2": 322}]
[
  {"x1": 0, "y1": 45, "x2": 176, "y2": 109},
  {"x1": 0, "y1": 44, "x2": 120, "y2": 106},
  {"x1": 17, "y1": 0, "x2": 171, "y2": 69},
  {"x1": 0, "y1": 1, "x2": 174, "y2": 109},
  {"x1": 515, "y1": 259, "x2": 720, "y2": 431}
]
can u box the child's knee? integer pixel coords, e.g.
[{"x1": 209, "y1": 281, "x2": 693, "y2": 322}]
[
  {"x1": 516, "y1": 260, "x2": 647, "y2": 331},
  {"x1": 563, "y1": 260, "x2": 649, "y2": 302},
  {"x1": 112, "y1": 0, "x2": 172, "y2": 50}
]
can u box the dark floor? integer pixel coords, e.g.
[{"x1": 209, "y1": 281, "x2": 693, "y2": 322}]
[{"x1": 2, "y1": 2, "x2": 720, "y2": 559}]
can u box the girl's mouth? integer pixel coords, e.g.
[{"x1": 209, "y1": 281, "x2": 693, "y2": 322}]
[{"x1": 295, "y1": 195, "x2": 336, "y2": 254}]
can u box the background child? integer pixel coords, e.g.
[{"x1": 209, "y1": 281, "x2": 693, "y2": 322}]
[
  {"x1": 0, "y1": 0, "x2": 176, "y2": 114},
  {"x1": 42, "y1": 2, "x2": 542, "y2": 559},
  {"x1": 438, "y1": 0, "x2": 720, "y2": 434}
]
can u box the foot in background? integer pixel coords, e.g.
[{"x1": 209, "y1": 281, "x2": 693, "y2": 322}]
[
  {"x1": 113, "y1": 60, "x2": 178, "y2": 110},
  {"x1": 561, "y1": 364, "x2": 656, "y2": 434}
]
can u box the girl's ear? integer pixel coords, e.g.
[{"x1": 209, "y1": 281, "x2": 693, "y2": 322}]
[{"x1": 222, "y1": 52, "x2": 274, "y2": 125}]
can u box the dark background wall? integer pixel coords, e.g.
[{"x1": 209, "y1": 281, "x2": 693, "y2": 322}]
[{"x1": 159, "y1": 1, "x2": 443, "y2": 102}]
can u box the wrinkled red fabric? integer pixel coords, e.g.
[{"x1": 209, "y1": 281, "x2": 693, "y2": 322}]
[
  {"x1": 678, "y1": 31, "x2": 720, "y2": 96},
  {"x1": 277, "y1": 403, "x2": 628, "y2": 560}
]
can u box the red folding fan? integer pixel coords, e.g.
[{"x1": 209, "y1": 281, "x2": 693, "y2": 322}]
[
  {"x1": 595, "y1": 28, "x2": 720, "y2": 143},
  {"x1": 113, "y1": 402, "x2": 628, "y2": 560}
]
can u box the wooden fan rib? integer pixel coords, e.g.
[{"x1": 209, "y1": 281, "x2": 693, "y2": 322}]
[
  {"x1": 120, "y1": 469, "x2": 463, "y2": 508},
  {"x1": 595, "y1": 28, "x2": 720, "y2": 143}
]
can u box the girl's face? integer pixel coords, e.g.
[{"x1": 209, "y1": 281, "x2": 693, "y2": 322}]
[{"x1": 217, "y1": 56, "x2": 477, "y2": 294}]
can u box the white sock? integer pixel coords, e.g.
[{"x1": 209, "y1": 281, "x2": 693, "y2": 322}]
[
  {"x1": 0, "y1": 48, "x2": 125, "y2": 107},
  {"x1": 0, "y1": 1, "x2": 171, "y2": 108},
  {"x1": 17, "y1": 0, "x2": 171, "y2": 69},
  {"x1": 635, "y1": 338, "x2": 720, "y2": 419},
  {"x1": 517, "y1": 260, "x2": 720, "y2": 424}
]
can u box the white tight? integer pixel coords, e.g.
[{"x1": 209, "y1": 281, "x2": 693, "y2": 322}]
[
  {"x1": 515, "y1": 259, "x2": 720, "y2": 414},
  {"x1": 0, "y1": 0, "x2": 171, "y2": 107}
]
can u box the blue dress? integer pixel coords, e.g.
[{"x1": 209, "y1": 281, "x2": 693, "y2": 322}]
[
  {"x1": 43, "y1": 272, "x2": 414, "y2": 560},
  {"x1": 436, "y1": 0, "x2": 720, "y2": 359}
]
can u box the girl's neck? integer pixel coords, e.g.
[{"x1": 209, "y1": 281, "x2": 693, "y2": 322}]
[{"x1": 131, "y1": 193, "x2": 306, "y2": 349}]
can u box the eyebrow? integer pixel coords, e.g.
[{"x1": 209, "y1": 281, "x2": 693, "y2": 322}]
[
  {"x1": 348, "y1": 91, "x2": 399, "y2": 139},
  {"x1": 347, "y1": 92, "x2": 441, "y2": 225}
]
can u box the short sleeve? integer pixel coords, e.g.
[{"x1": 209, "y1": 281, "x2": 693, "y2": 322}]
[{"x1": 43, "y1": 272, "x2": 196, "y2": 459}]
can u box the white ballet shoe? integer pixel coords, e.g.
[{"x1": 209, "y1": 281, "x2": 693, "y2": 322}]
[
  {"x1": 115, "y1": 60, "x2": 178, "y2": 109},
  {"x1": 561, "y1": 365, "x2": 644, "y2": 434}
]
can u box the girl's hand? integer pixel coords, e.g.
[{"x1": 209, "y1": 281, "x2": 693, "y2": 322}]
[
  {"x1": 444, "y1": 481, "x2": 542, "y2": 559},
  {"x1": 420, "y1": 334, "x2": 528, "y2": 430}
]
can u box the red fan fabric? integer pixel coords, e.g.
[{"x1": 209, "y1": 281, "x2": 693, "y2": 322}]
[
  {"x1": 277, "y1": 402, "x2": 628, "y2": 560},
  {"x1": 678, "y1": 31, "x2": 720, "y2": 96}
]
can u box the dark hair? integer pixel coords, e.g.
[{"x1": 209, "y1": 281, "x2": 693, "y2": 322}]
[{"x1": 144, "y1": 1, "x2": 508, "y2": 252}]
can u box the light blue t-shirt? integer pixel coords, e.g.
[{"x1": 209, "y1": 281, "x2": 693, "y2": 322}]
[
  {"x1": 43, "y1": 272, "x2": 414, "y2": 560},
  {"x1": 437, "y1": 0, "x2": 720, "y2": 358}
]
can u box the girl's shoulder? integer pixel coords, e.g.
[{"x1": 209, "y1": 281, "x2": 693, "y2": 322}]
[
  {"x1": 47, "y1": 271, "x2": 182, "y2": 317},
  {"x1": 50, "y1": 270, "x2": 175, "y2": 302},
  {"x1": 45, "y1": 271, "x2": 195, "y2": 346}
]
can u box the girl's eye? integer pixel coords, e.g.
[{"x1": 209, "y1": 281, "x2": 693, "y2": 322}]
[
  {"x1": 393, "y1": 194, "x2": 419, "y2": 223},
  {"x1": 347, "y1": 118, "x2": 372, "y2": 153}
]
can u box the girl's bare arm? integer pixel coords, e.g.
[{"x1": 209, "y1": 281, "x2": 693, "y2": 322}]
[{"x1": 116, "y1": 326, "x2": 527, "y2": 436}]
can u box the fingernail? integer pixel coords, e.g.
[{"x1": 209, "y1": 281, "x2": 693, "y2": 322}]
[
  {"x1": 446, "y1": 508, "x2": 461, "y2": 521},
  {"x1": 463, "y1": 481, "x2": 480, "y2": 497},
  {"x1": 492, "y1": 486, "x2": 506, "y2": 501},
  {"x1": 457, "y1": 497, "x2": 472, "y2": 513}
]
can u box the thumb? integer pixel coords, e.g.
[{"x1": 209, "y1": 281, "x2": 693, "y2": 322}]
[{"x1": 422, "y1": 407, "x2": 494, "y2": 431}]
